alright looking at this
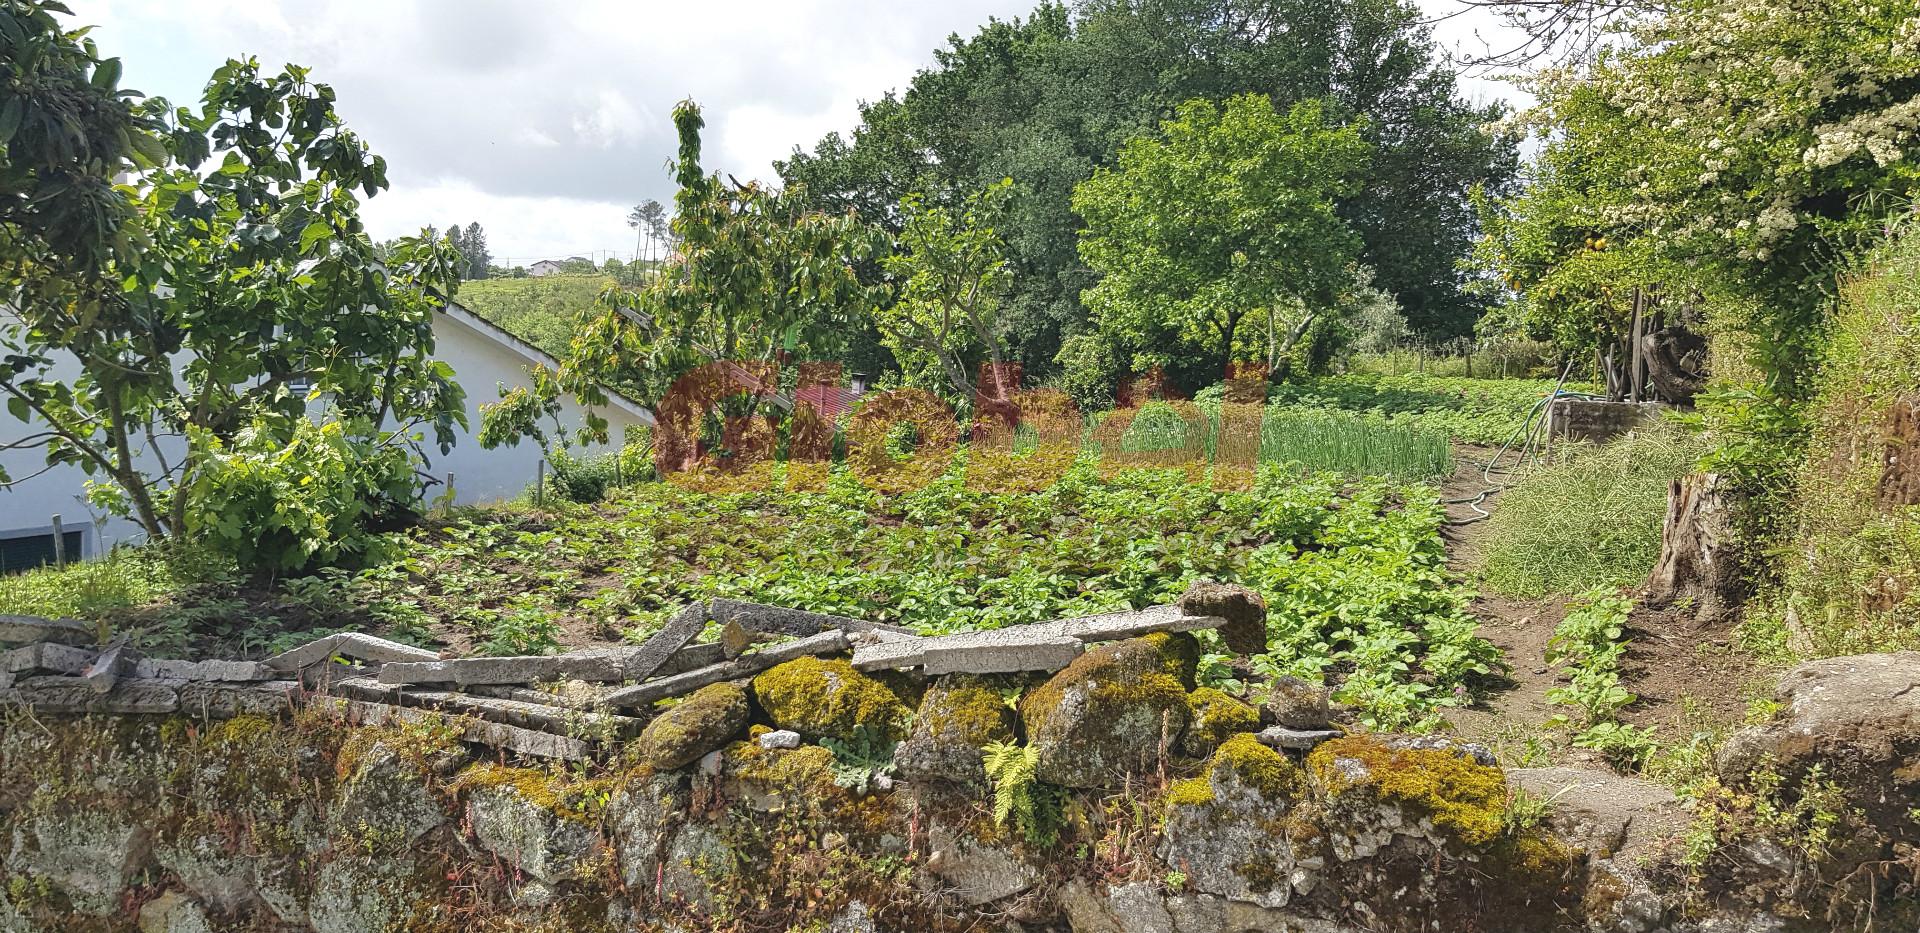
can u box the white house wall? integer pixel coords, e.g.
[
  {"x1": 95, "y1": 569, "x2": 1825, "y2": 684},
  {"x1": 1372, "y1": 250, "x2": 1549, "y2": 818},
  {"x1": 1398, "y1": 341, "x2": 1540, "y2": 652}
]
[{"x1": 0, "y1": 305, "x2": 649, "y2": 562}]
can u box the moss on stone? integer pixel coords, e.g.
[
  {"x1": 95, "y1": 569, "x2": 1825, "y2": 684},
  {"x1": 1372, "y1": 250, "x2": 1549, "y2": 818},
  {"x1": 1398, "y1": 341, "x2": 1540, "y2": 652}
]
[
  {"x1": 1182, "y1": 688, "x2": 1260, "y2": 757},
  {"x1": 1307, "y1": 735, "x2": 1507, "y2": 847},
  {"x1": 1211, "y1": 733, "x2": 1300, "y2": 800},
  {"x1": 1165, "y1": 775, "x2": 1215, "y2": 808},
  {"x1": 752, "y1": 656, "x2": 912, "y2": 742},
  {"x1": 448, "y1": 764, "x2": 619, "y2": 826},
  {"x1": 634, "y1": 682, "x2": 749, "y2": 770},
  {"x1": 1023, "y1": 635, "x2": 1197, "y2": 788}
]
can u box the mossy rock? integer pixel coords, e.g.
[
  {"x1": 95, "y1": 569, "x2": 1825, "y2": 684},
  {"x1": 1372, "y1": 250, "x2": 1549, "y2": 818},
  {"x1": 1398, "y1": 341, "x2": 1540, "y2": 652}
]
[
  {"x1": 1178, "y1": 580, "x2": 1268, "y2": 655},
  {"x1": 751, "y1": 656, "x2": 912, "y2": 742},
  {"x1": 1181, "y1": 687, "x2": 1261, "y2": 758},
  {"x1": 634, "y1": 682, "x2": 751, "y2": 770},
  {"x1": 1160, "y1": 733, "x2": 1306, "y2": 908},
  {"x1": 1306, "y1": 734, "x2": 1507, "y2": 856},
  {"x1": 894, "y1": 673, "x2": 1019, "y2": 784},
  {"x1": 1022, "y1": 633, "x2": 1197, "y2": 788},
  {"x1": 720, "y1": 740, "x2": 842, "y2": 812}
]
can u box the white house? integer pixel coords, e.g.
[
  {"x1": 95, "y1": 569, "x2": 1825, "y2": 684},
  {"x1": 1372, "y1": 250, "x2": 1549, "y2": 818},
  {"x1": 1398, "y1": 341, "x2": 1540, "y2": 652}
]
[
  {"x1": 527, "y1": 259, "x2": 565, "y2": 277},
  {"x1": 0, "y1": 300, "x2": 652, "y2": 569}
]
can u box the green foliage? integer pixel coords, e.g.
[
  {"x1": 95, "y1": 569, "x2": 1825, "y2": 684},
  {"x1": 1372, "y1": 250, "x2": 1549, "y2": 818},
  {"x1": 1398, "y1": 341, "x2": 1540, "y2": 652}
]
[
  {"x1": 780, "y1": 0, "x2": 1518, "y2": 374},
  {"x1": 1761, "y1": 229, "x2": 1920, "y2": 658},
  {"x1": 1, "y1": 39, "x2": 464, "y2": 552},
  {"x1": 1074, "y1": 95, "x2": 1371, "y2": 383},
  {"x1": 1238, "y1": 373, "x2": 1584, "y2": 444},
  {"x1": 820, "y1": 724, "x2": 900, "y2": 795},
  {"x1": 1477, "y1": 425, "x2": 1709, "y2": 597},
  {"x1": 1053, "y1": 332, "x2": 1122, "y2": 413},
  {"x1": 982, "y1": 740, "x2": 1064, "y2": 847},
  {"x1": 1543, "y1": 590, "x2": 1655, "y2": 768},
  {"x1": 876, "y1": 179, "x2": 1016, "y2": 398},
  {"x1": 1681, "y1": 757, "x2": 1855, "y2": 875},
  {"x1": 1260, "y1": 409, "x2": 1453, "y2": 481},
  {"x1": 456, "y1": 275, "x2": 615, "y2": 358},
  {"x1": 180, "y1": 417, "x2": 417, "y2": 573}
]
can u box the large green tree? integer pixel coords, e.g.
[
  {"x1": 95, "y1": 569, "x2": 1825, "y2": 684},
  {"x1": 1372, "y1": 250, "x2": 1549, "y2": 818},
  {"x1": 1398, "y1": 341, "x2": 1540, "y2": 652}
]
[
  {"x1": 876, "y1": 179, "x2": 1015, "y2": 399},
  {"x1": 778, "y1": 0, "x2": 1515, "y2": 379},
  {"x1": 1073, "y1": 95, "x2": 1371, "y2": 383},
  {"x1": 1, "y1": 31, "x2": 464, "y2": 546}
]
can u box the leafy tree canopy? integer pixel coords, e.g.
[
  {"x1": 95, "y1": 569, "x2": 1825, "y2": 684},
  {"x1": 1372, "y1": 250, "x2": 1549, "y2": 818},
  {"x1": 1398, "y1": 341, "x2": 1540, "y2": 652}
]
[
  {"x1": 778, "y1": 0, "x2": 1517, "y2": 380},
  {"x1": 1074, "y1": 95, "x2": 1372, "y2": 384},
  {"x1": 1, "y1": 18, "x2": 463, "y2": 557}
]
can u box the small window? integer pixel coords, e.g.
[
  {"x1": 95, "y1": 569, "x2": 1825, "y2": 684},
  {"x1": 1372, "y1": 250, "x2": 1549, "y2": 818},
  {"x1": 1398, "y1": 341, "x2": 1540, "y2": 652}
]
[{"x1": 0, "y1": 530, "x2": 84, "y2": 574}]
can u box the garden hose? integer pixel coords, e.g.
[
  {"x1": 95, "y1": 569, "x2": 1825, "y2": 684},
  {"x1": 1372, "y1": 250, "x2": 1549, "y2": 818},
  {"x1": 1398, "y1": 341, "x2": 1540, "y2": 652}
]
[{"x1": 1443, "y1": 362, "x2": 1605, "y2": 527}]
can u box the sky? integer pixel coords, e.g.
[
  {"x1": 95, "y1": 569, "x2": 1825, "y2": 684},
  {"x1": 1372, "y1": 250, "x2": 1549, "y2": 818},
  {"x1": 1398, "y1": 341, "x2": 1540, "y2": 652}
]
[{"x1": 67, "y1": 1, "x2": 1527, "y2": 267}]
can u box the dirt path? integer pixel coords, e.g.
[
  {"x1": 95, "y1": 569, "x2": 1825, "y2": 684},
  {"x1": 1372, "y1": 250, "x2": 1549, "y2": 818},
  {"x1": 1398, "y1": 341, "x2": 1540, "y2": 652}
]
[{"x1": 1435, "y1": 444, "x2": 1759, "y2": 766}]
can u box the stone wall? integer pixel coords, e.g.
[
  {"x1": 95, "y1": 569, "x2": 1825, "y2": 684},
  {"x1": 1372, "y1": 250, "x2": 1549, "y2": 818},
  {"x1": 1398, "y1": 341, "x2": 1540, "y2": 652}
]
[{"x1": 4, "y1": 604, "x2": 1920, "y2": 932}]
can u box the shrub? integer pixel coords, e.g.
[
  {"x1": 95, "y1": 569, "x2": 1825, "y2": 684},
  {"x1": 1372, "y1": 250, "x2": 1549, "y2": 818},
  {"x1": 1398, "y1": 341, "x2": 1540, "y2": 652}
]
[
  {"x1": 1054, "y1": 332, "x2": 1122, "y2": 414},
  {"x1": 1762, "y1": 230, "x2": 1920, "y2": 657},
  {"x1": 181, "y1": 417, "x2": 419, "y2": 573},
  {"x1": 1477, "y1": 424, "x2": 1708, "y2": 597}
]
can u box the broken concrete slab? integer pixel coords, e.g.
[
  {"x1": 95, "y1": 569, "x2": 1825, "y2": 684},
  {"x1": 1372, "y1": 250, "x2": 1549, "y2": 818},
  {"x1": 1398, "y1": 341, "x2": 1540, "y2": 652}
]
[
  {"x1": 133, "y1": 658, "x2": 275, "y2": 682},
  {"x1": 3, "y1": 643, "x2": 96, "y2": 675},
  {"x1": 467, "y1": 683, "x2": 607, "y2": 710},
  {"x1": 329, "y1": 677, "x2": 644, "y2": 739},
  {"x1": 848, "y1": 637, "x2": 927, "y2": 672},
  {"x1": 0, "y1": 616, "x2": 96, "y2": 647},
  {"x1": 4, "y1": 676, "x2": 180, "y2": 714},
  {"x1": 263, "y1": 633, "x2": 438, "y2": 672},
  {"x1": 620, "y1": 602, "x2": 710, "y2": 683},
  {"x1": 707, "y1": 599, "x2": 894, "y2": 637},
  {"x1": 604, "y1": 630, "x2": 850, "y2": 709},
  {"x1": 1056, "y1": 606, "x2": 1228, "y2": 643},
  {"x1": 317, "y1": 697, "x2": 590, "y2": 760},
  {"x1": 918, "y1": 630, "x2": 1084, "y2": 676},
  {"x1": 377, "y1": 656, "x2": 565, "y2": 687},
  {"x1": 81, "y1": 642, "x2": 131, "y2": 694}
]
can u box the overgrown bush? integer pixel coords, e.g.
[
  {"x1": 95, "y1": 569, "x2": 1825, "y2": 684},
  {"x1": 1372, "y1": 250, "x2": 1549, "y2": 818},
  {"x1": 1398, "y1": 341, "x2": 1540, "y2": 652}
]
[
  {"x1": 1760, "y1": 230, "x2": 1920, "y2": 657},
  {"x1": 1477, "y1": 424, "x2": 1709, "y2": 597},
  {"x1": 1054, "y1": 332, "x2": 1122, "y2": 414},
  {"x1": 180, "y1": 417, "x2": 419, "y2": 573}
]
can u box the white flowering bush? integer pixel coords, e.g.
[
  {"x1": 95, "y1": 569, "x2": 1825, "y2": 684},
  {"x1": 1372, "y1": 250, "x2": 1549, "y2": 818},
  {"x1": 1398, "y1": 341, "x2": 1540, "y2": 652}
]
[{"x1": 1478, "y1": 0, "x2": 1920, "y2": 396}]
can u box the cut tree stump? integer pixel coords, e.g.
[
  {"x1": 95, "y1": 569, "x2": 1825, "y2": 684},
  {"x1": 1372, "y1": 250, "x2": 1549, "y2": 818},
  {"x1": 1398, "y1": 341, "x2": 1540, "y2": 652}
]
[{"x1": 1644, "y1": 472, "x2": 1746, "y2": 625}]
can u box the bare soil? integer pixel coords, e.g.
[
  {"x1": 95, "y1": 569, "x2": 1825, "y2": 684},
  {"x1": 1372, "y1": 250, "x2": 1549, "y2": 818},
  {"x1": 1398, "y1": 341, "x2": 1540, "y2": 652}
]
[{"x1": 1436, "y1": 444, "x2": 1761, "y2": 763}]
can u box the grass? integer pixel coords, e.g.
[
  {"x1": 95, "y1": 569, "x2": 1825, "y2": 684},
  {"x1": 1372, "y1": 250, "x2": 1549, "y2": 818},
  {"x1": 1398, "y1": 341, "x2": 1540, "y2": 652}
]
[
  {"x1": 453, "y1": 275, "x2": 613, "y2": 358},
  {"x1": 1252, "y1": 373, "x2": 1598, "y2": 444},
  {"x1": 1475, "y1": 424, "x2": 1709, "y2": 597},
  {"x1": 1260, "y1": 409, "x2": 1453, "y2": 480}
]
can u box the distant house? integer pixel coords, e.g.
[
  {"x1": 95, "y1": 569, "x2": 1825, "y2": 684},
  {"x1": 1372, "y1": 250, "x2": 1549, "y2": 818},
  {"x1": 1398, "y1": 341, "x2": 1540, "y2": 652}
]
[
  {"x1": 0, "y1": 300, "x2": 653, "y2": 569},
  {"x1": 528, "y1": 259, "x2": 565, "y2": 277}
]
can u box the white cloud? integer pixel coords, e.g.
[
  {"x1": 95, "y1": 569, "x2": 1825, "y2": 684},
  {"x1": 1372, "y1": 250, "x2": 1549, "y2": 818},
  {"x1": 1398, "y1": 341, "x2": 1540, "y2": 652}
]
[{"x1": 67, "y1": 0, "x2": 1526, "y2": 262}]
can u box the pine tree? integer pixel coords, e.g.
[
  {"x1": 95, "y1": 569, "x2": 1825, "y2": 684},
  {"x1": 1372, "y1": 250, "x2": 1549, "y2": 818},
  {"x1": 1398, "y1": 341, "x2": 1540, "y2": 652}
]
[{"x1": 464, "y1": 222, "x2": 490, "y2": 280}]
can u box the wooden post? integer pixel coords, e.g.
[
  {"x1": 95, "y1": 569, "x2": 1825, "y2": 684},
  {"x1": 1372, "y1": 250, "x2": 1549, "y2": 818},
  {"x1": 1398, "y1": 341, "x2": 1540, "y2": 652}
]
[
  {"x1": 1628, "y1": 288, "x2": 1645, "y2": 404},
  {"x1": 444, "y1": 472, "x2": 455, "y2": 515},
  {"x1": 50, "y1": 514, "x2": 65, "y2": 568},
  {"x1": 535, "y1": 460, "x2": 546, "y2": 508}
]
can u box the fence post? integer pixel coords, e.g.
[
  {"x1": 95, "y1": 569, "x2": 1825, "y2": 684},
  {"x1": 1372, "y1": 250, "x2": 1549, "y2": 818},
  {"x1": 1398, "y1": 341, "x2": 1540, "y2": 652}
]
[
  {"x1": 50, "y1": 513, "x2": 65, "y2": 567},
  {"x1": 535, "y1": 459, "x2": 546, "y2": 508},
  {"x1": 444, "y1": 472, "x2": 455, "y2": 516}
]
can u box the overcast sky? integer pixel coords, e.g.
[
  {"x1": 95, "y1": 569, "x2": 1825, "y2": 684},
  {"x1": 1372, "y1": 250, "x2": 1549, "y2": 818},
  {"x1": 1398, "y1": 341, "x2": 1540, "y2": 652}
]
[{"x1": 68, "y1": 1, "x2": 1526, "y2": 267}]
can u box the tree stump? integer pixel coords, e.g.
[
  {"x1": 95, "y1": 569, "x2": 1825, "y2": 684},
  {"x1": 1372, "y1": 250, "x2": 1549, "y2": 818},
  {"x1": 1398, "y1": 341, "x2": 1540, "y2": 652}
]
[{"x1": 1644, "y1": 472, "x2": 1747, "y2": 625}]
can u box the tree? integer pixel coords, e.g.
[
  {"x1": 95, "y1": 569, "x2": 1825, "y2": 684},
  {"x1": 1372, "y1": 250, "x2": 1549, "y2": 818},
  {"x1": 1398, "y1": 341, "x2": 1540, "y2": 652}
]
[
  {"x1": 876, "y1": 179, "x2": 1015, "y2": 399},
  {"x1": 778, "y1": 0, "x2": 1517, "y2": 378},
  {"x1": 463, "y1": 221, "x2": 489, "y2": 280},
  {"x1": 490, "y1": 99, "x2": 884, "y2": 453},
  {"x1": 1, "y1": 47, "x2": 464, "y2": 551},
  {"x1": 1072, "y1": 95, "x2": 1371, "y2": 383},
  {"x1": 628, "y1": 199, "x2": 667, "y2": 266}
]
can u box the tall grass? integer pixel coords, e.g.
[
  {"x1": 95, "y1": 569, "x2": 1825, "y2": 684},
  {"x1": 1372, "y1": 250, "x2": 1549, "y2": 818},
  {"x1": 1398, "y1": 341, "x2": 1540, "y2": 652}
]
[
  {"x1": 0, "y1": 543, "x2": 229, "y2": 620},
  {"x1": 1260, "y1": 409, "x2": 1453, "y2": 480},
  {"x1": 1476, "y1": 425, "x2": 1709, "y2": 597}
]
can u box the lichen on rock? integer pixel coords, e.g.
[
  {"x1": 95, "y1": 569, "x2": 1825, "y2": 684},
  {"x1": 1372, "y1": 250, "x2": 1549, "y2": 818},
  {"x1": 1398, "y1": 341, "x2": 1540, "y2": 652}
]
[
  {"x1": 1306, "y1": 734, "x2": 1507, "y2": 858},
  {"x1": 894, "y1": 673, "x2": 1018, "y2": 784},
  {"x1": 1023, "y1": 633, "x2": 1197, "y2": 788},
  {"x1": 1181, "y1": 687, "x2": 1261, "y2": 758},
  {"x1": 752, "y1": 656, "x2": 913, "y2": 742},
  {"x1": 634, "y1": 681, "x2": 751, "y2": 770},
  {"x1": 1161, "y1": 733, "x2": 1310, "y2": 909}
]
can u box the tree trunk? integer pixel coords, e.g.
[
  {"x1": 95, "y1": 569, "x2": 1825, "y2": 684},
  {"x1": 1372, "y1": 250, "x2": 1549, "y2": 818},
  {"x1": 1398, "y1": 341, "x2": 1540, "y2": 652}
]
[{"x1": 1644, "y1": 472, "x2": 1747, "y2": 625}]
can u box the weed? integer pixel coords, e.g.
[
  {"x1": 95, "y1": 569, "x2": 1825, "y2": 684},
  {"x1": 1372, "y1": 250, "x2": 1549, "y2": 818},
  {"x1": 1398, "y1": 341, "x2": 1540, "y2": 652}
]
[{"x1": 983, "y1": 740, "x2": 1065, "y2": 847}]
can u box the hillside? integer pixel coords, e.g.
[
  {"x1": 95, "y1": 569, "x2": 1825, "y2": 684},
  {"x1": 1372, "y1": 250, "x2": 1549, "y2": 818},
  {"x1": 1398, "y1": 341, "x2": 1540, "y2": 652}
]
[{"x1": 453, "y1": 275, "x2": 613, "y2": 358}]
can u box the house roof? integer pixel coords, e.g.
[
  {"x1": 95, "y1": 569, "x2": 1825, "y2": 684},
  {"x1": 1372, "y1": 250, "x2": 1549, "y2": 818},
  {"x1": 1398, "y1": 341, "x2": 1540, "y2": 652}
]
[{"x1": 440, "y1": 300, "x2": 655, "y2": 426}]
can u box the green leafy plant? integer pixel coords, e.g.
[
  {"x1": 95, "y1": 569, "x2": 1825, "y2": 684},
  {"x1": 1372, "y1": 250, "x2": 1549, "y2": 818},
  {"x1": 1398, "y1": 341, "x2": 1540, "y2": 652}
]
[
  {"x1": 982, "y1": 740, "x2": 1064, "y2": 847},
  {"x1": 820, "y1": 725, "x2": 899, "y2": 795},
  {"x1": 1544, "y1": 590, "x2": 1655, "y2": 768}
]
